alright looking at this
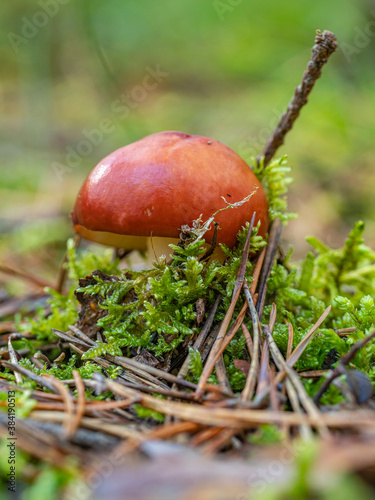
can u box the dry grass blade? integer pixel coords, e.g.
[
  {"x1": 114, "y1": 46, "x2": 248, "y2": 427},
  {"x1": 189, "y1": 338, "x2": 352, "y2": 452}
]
[
  {"x1": 299, "y1": 370, "x2": 327, "y2": 379},
  {"x1": 174, "y1": 294, "x2": 221, "y2": 384},
  {"x1": 71, "y1": 370, "x2": 86, "y2": 435},
  {"x1": 56, "y1": 235, "x2": 80, "y2": 293},
  {"x1": 119, "y1": 421, "x2": 203, "y2": 454},
  {"x1": 108, "y1": 354, "x2": 198, "y2": 390},
  {"x1": 286, "y1": 305, "x2": 331, "y2": 370},
  {"x1": 52, "y1": 329, "x2": 91, "y2": 348},
  {"x1": 0, "y1": 293, "x2": 46, "y2": 319},
  {"x1": 200, "y1": 324, "x2": 221, "y2": 362},
  {"x1": 286, "y1": 322, "x2": 294, "y2": 360},
  {"x1": 262, "y1": 318, "x2": 329, "y2": 438},
  {"x1": 335, "y1": 327, "x2": 357, "y2": 336},
  {"x1": 1, "y1": 361, "x2": 58, "y2": 393},
  {"x1": 282, "y1": 322, "x2": 295, "y2": 399},
  {"x1": 196, "y1": 213, "x2": 255, "y2": 396},
  {"x1": 0, "y1": 398, "x2": 139, "y2": 413},
  {"x1": 69, "y1": 339, "x2": 212, "y2": 394},
  {"x1": 268, "y1": 365, "x2": 279, "y2": 411},
  {"x1": 255, "y1": 305, "x2": 276, "y2": 396},
  {"x1": 144, "y1": 421, "x2": 201, "y2": 441},
  {"x1": 29, "y1": 411, "x2": 142, "y2": 440},
  {"x1": 256, "y1": 339, "x2": 269, "y2": 397},
  {"x1": 241, "y1": 323, "x2": 253, "y2": 358},
  {"x1": 0, "y1": 417, "x2": 79, "y2": 468},
  {"x1": 8, "y1": 333, "x2": 23, "y2": 384},
  {"x1": 43, "y1": 374, "x2": 75, "y2": 438},
  {"x1": 202, "y1": 427, "x2": 236, "y2": 455},
  {"x1": 285, "y1": 378, "x2": 313, "y2": 441},
  {"x1": 0, "y1": 321, "x2": 17, "y2": 334},
  {"x1": 208, "y1": 302, "x2": 248, "y2": 369},
  {"x1": 70, "y1": 344, "x2": 170, "y2": 390},
  {"x1": 0, "y1": 381, "x2": 61, "y2": 400},
  {"x1": 256, "y1": 218, "x2": 283, "y2": 320},
  {"x1": 68, "y1": 324, "x2": 97, "y2": 346},
  {"x1": 215, "y1": 355, "x2": 233, "y2": 395},
  {"x1": 33, "y1": 353, "x2": 51, "y2": 368},
  {"x1": 250, "y1": 246, "x2": 266, "y2": 295},
  {"x1": 190, "y1": 426, "x2": 225, "y2": 447},
  {"x1": 241, "y1": 281, "x2": 260, "y2": 400}
]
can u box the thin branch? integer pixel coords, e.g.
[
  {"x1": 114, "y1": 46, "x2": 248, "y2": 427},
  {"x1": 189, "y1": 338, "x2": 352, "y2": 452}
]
[
  {"x1": 258, "y1": 30, "x2": 337, "y2": 167},
  {"x1": 256, "y1": 218, "x2": 283, "y2": 320}
]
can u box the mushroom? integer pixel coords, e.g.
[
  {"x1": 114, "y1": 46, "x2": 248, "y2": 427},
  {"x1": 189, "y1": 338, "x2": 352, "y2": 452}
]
[{"x1": 72, "y1": 131, "x2": 269, "y2": 264}]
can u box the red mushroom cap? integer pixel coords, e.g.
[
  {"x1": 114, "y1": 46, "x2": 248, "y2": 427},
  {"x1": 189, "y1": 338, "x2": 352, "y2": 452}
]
[{"x1": 72, "y1": 131, "x2": 269, "y2": 248}]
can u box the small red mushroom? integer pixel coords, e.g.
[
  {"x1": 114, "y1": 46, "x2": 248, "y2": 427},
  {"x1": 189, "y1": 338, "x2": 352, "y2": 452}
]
[{"x1": 72, "y1": 131, "x2": 268, "y2": 262}]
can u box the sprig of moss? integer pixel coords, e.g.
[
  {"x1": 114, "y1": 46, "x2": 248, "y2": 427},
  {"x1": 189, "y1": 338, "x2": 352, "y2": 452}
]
[{"x1": 252, "y1": 155, "x2": 296, "y2": 222}]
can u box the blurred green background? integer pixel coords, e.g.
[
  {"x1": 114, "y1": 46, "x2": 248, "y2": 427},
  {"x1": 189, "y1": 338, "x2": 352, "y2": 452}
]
[{"x1": 1, "y1": 0, "x2": 375, "y2": 290}]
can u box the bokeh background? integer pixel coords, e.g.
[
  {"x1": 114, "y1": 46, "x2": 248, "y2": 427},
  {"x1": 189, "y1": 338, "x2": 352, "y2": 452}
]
[{"x1": 1, "y1": 0, "x2": 375, "y2": 292}]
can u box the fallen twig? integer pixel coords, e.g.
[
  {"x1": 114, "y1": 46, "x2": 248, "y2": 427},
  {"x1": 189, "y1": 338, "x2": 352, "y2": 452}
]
[{"x1": 258, "y1": 30, "x2": 338, "y2": 167}]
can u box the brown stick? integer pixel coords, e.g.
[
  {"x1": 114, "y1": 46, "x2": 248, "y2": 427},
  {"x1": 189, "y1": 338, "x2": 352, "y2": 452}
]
[
  {"x1": 256, "y1": 218, "x2": 283, "y2": 320},
  {"x1": 258, "y1": 30, "x2": 337, "y2": 167}
]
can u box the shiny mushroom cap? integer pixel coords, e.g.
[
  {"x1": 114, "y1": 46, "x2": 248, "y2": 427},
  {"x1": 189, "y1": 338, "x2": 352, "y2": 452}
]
[{"x1": 72, "y1": 131, "x2": 269, "y2": 258}]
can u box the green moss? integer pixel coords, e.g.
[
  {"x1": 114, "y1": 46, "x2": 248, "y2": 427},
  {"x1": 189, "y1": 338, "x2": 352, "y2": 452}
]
[
  {"x1": 79, "y1": 222, "x2": 264, "y2": 359},
  {"x1": 252, "y1": 156, "x2": 296, "y2": 223}
]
